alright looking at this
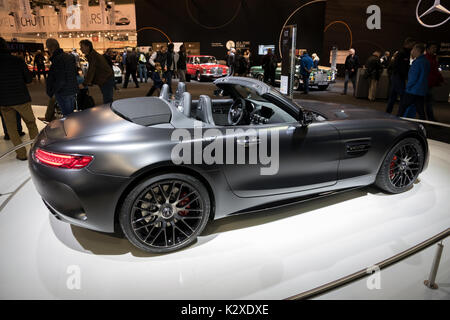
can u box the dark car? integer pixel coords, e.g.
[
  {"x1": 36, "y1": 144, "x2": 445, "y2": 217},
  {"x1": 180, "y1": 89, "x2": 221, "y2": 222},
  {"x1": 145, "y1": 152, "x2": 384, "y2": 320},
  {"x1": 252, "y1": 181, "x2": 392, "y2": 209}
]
[{"x1": 29, "y1": 77, "x2": 429, "y2": 253}]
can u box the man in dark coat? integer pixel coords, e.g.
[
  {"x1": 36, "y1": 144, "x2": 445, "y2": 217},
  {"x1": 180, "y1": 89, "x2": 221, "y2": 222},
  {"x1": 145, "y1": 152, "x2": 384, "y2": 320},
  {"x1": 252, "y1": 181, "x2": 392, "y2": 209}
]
[
  {"x1": 34, "y1": 50, "x2": 46, "y2": 81},
  {"x1": 365, "y1": 51, "x2": 383, "y2": 101},
  {"x1": 80, "y1": 39, "x2": 115, "y2": 103},
  {"x1": 123, "y1": 48, "x2": 139, "y2": 89},
  {"x1": 262, "y1": 48, "x2": 276, "y2": 86},
  {"x1": 342, "y1": 48, "x2": 359, "y2": 95},
  {"x1": 386, "y1": 37, "x2": 415, "y2": 113},
  {"x1": 0, "y1": 37, "x2": 39, "y2": 160},
  {"x1": 46, "y1": 38, "x2": 78, "y2": 116}
]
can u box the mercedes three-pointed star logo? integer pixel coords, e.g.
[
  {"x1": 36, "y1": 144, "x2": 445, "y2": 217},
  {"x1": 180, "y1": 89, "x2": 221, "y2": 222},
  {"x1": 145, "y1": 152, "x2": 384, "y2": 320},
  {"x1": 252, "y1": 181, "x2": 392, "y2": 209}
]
[{"x1": 416, "y1": 0, "x2": 450, "y2": 28}]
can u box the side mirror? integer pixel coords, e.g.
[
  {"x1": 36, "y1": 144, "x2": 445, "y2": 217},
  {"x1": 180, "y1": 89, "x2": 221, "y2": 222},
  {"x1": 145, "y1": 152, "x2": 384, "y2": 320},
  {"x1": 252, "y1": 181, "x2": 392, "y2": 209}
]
[{"x1": 299, "y1": 111, "x2": 314, "y2": 127}]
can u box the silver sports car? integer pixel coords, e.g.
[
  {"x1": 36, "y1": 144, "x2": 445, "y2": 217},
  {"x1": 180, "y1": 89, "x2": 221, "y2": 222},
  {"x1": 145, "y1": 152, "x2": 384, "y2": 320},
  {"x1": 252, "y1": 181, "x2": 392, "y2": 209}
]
[{"x1": 29, "y1": 77, "x2": 429, "y2": 253}]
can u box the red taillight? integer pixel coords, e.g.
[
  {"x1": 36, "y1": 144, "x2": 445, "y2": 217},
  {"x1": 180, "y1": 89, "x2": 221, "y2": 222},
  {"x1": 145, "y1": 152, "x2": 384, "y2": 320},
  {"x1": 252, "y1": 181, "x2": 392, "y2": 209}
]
[{"x1": 34, "y1": 148, "x2": 93, "y2": 169}]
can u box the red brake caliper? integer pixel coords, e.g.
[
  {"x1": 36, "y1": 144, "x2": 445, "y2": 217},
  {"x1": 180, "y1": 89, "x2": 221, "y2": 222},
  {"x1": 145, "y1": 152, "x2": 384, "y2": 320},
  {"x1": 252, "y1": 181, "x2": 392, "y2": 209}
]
[
  {"x1": 389, "y1": 155, "x2": 397, "y2": 180},
  {"x1": 178, "y1": 192, "x2": 190, "y2": 216}
]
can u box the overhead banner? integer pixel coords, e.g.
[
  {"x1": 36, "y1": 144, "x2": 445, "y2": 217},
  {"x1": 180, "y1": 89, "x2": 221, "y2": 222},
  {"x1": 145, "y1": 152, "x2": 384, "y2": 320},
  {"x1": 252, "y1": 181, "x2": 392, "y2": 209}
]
[{"x1": 0, "y1": 3, "x2": 135, "y2": 33}]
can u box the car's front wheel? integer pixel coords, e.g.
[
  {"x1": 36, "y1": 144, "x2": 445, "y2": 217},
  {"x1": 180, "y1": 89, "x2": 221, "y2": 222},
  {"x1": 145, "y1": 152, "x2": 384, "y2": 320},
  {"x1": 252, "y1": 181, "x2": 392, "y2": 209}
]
[
  {"x1": 375, "y1": 138, "x2": 424, "y2": 193},
  {"x1": 119, "y1": 173, "x2": 211, "y2": 253}
]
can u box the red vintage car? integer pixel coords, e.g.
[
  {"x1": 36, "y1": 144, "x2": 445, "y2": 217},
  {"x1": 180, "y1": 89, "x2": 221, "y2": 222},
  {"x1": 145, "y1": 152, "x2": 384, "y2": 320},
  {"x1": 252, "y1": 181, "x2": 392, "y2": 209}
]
[{"x1": 186, "y1": 55, "x2": 228, "y2": 82}]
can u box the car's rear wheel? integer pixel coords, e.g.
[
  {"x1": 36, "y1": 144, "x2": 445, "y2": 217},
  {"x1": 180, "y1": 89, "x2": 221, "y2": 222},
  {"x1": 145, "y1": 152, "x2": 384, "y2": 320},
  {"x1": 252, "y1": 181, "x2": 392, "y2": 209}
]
[
  {"x1": 375, "y1": 138, "x2": 424, "y2": 193},
  {"x1": 257, "y1": 73, "x2": 264, "y2": 82},
  {"x1": 119, "y1": 173, "x2": 211, "y2": 253}
]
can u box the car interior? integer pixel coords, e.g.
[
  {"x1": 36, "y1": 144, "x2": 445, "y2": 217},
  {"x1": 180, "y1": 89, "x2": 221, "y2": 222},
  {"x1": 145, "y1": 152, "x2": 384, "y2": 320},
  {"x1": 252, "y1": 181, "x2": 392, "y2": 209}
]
[{"x1": 161, "y1": 82, "x2": 322, "y2": 127}]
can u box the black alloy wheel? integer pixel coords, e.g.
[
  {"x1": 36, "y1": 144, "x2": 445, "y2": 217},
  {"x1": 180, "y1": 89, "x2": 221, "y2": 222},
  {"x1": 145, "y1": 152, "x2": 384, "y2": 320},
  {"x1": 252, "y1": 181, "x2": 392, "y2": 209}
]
[
  {"x1": 120, "y1": 174, "x2": 211, "y2": 253},
  {"x1": 375, "y1": 138, "x2": 424, "y2": 193}
]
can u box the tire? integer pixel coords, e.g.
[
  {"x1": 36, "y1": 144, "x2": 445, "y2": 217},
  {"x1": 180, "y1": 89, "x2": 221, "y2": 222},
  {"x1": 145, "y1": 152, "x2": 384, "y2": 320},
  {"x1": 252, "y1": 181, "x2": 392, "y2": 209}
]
[
  {"x1": 375, "y1": 138, "x2": 424, "y2": 194},
  {"x1": 119, "y1": 173, "x2": 211, "y2": 253},
  {"x1": 318, "y1": 84, "x2": 328, "y2": 91},
  {"x1": 196, "y1": 71, "x2": 202, "y2": 82},
  {"x1": 257, "y1": 73, "x2": 264, "y2": 82},
  {"x1": 186, "y1": 73, "x2": 191, "y2": 82}
]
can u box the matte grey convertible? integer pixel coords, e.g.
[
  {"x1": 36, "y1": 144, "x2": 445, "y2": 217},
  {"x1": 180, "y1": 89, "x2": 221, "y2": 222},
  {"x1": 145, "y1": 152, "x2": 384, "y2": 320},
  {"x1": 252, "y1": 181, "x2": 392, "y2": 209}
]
[{"x1": 29, "y1": 77, "x2": 429, "y2": 253}]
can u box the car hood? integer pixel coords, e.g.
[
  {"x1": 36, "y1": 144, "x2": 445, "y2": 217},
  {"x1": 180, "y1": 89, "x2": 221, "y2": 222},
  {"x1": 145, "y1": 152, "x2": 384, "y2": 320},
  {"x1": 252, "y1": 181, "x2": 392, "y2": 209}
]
[{"x1": 299, "y1": 101, "x2": 399, "y2": 121}]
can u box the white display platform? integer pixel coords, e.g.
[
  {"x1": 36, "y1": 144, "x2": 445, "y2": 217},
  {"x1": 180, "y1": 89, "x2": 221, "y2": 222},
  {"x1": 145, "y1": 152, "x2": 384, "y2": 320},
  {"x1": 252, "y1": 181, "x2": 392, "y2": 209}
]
[{"x1": 0, "y1": 139, "x2": 449, "y2": 299}]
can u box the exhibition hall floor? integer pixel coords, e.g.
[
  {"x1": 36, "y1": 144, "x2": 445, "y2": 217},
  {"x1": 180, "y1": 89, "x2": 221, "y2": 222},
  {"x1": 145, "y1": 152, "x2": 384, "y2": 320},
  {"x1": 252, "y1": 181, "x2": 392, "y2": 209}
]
[{"x1": 0, "y1": 109, "x2": 449, "y2": 299}]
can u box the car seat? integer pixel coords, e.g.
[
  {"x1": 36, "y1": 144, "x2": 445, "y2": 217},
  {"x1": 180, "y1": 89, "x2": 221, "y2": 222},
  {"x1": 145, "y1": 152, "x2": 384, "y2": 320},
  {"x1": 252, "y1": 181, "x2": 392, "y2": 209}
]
[
  {"x1": 196, "y1": 95, "x2": 215, "y2": 125},
  {"x1": 179, "y1": 92, "x2": 192, "y2": 117},
  {"x1": 175, "y1": 82, "x2": 186, "y2": 103},
  {"x1": 159, "y1": 84, "x2": 170, "y2": 101}
]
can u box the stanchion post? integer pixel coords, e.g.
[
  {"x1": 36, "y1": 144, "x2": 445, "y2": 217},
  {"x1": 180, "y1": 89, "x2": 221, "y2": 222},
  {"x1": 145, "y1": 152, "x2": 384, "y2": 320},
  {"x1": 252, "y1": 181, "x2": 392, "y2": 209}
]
[{"x1": 424, "y1": 241, "x2": 444, "y2": 289}]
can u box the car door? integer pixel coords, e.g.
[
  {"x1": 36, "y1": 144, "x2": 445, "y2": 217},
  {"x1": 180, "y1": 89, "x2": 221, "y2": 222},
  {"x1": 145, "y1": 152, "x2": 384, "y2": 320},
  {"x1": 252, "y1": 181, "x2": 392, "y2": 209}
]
[{"x1": 220, "y1": 121, "x2": 340, "y2": 198}]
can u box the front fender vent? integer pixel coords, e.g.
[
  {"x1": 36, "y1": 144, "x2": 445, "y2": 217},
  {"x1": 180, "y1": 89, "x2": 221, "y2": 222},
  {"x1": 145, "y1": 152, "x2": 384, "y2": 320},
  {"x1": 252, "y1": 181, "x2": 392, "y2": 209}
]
[{"x1": 346, "y1": 139, "x2": 371, "y2": 156}]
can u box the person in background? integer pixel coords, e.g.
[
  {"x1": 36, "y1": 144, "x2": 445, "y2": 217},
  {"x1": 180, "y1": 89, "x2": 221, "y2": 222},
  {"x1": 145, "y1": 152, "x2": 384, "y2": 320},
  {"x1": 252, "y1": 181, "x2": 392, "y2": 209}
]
[
  {"x1": 79, "y1": 39, "x2": 115, "y2": 104},
  {"x1": 0, "y1": 37, "x2": 39, "y2": 161},
  {"x1": 150, "y1": 45, "x2": 168, "y2": 79},
  {"x1": 34, "y1": 49, "x2": 46, "y2": 81},
  {"x1": 121, "y1": 49, "x2": 127, "y2": 72},
  {"x1": 46, "y1": 38, "x2": 78, "y2": 116},
  {"x1": 138, "y1": 49, "x2": 148, "y2": 83},
  {"x1": 24, "y1": 51, "x2": 33, "y2": 64},
  {"x1": 244, "y1": 49, "x2": 251, "y2": 75},
  {"x1": 227, "y1": 48, "x2": 235, "y2": 76},
  {"x1": 164, "y1": 43, "x2": 176, "y2": 94},
  {"x1": 380, "y1": 51, "x2": 391, "y2": 69},
  {"x1": 234, "y1": 49, "x2": 247, "y2": 76},
  {"x1": 397, "y1": 43, "x2": 430, "y2": 119},
  {"x1": 262, "y1": 48, "x2": 276, "y2": 86},
  {"x1": 342, "y1": 48, "x2": 359, "y2": 95},
  {"x1": 1, "y1": 112, "x2": 24, "y2": 140},
  {"x1": 103, "y1": 48, "x2": 119, "y2": 91},
  {"x1": 146, "y1": 62, "x2": 165, "y2": 96},
  {"x1": 177, "y1": 44, "x2": 187, "y2": 82},
  {"x1": 386, "y1": 37, "x2": 415, "y2": 113},
  {"x1": 300, "y1": 50, "x2": 314, "y2": 94},
  {"x1": 312, "y1": 53, "x2": 320, "y2": 68},
  {"x1": 122, "y1": 48, "x2": 138, "y2": 89},
  {"x1": 71, "y1": 48, "x2": 80, "y2": 68},
  {"x1": 365, "y1": 51, "x2": 383, "y2": 101},
  {"x1": 424, "y1": 42, "x2": 444, "y2": 121}
]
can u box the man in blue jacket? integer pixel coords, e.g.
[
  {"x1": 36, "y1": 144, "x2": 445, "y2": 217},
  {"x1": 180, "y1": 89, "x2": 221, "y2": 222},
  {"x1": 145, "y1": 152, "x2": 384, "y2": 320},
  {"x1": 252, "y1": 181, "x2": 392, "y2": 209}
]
[
  {"x1": 397, "y1": 43, "x2": 430, "y2": 120},
  {"x1": 45, "y1": 38, "x2": 78, "y2": 116},
  {"x1": 299, "y1": 51, "x2": 313, "y2": 94}
]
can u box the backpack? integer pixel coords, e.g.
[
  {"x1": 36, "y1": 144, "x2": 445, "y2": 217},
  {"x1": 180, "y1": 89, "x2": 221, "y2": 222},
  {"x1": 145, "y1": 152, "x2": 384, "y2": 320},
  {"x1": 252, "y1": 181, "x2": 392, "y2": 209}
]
[{"x1": 77, "y1": 88, "x2": 95, "y2": 110}]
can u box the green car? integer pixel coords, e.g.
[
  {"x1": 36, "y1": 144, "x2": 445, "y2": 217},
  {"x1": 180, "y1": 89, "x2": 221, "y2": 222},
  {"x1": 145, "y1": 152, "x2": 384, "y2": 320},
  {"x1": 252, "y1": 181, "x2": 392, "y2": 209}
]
[{"x1": 250, "y1": 62, "x2": 335, "y2": 91}]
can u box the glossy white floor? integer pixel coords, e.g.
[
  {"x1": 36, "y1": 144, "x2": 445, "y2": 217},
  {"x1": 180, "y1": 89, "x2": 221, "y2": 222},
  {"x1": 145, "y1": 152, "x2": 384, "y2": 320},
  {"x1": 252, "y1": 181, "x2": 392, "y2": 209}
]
[{"x1": 0, "y1": 107, "x2": 449, "y2": 299}]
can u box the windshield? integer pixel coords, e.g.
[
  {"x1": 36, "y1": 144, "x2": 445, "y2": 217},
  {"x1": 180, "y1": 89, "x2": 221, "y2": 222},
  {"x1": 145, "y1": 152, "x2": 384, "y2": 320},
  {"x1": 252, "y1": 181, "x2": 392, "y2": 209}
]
[{"x1": 195, "y1": 56, "x2": 217, "y2": 64}]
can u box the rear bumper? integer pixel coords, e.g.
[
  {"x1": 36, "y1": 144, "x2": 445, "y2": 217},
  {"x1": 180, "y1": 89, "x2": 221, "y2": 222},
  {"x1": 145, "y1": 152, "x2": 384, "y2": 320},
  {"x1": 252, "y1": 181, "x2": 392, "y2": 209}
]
[{"x1": 29, "y1": 148, "x2": 130, "y2": 233}]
